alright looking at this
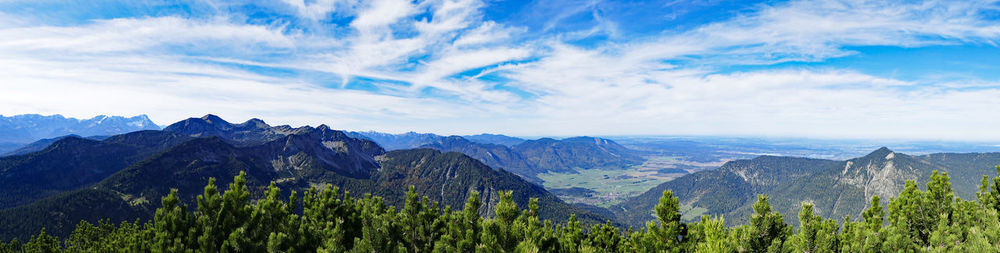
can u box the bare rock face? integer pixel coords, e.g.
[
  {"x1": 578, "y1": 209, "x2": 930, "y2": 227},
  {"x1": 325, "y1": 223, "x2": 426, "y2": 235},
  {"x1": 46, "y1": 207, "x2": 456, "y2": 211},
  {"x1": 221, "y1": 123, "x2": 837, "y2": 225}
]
[
  {"x1": 838, "y1": 147, "x2": 946, "y2": 207},
  {"x1": 840, "y1": 148, "x2": 913, "y2": 204}
]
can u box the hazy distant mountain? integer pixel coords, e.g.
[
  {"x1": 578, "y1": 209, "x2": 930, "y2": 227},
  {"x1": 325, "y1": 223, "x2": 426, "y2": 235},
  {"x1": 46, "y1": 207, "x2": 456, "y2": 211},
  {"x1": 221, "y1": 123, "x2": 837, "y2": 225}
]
[
  {"x1": 0, "y1": 114, "x2": 159, "y2": 154},
  {"x1": 616, "y1": 147, "x2": 1000, "y2": 227},
  {"x1": 463, "y1": 133, "x2": 526, "y2": 146},
  {"x1": 423, "y1": 136, "x2": 645, "y2": 179},
  {"x1": 0, "y1": 115, "x2": 608, "y2": 240},
  {"x1": 419, "y1": 136, "x2": 541, "y2": 181},
  {"x1": 351, "y1": 132, "x2": 646, "y2": 181},
  {"x1": 346, "y1": 131, "x2": 443, "y2": 150},
  {"x1": 2, "y1": 135, "x2": 108, "y2": 156},
  {"x1": 347, "y1": 131, "x2": 527, "y2": 150},
  {"x1": 512, "y1": 137, "x2": 645, "y2": 173}
]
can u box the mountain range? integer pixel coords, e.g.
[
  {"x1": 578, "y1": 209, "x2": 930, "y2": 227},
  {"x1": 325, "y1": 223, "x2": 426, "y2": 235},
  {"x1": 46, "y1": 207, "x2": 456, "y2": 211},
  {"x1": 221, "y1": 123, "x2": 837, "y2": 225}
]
[
  {"x1": 0, "y1": 114, "x2": 160, "y2": 154},
  {"x1": 0, "y1": 115, "x2": 608, "y2": 240},
  {"x1": 350, "y1": 131, "x2": 645, "y2": 182},
  {"x1": 345, "y1": 131, "x2": 528, "y2": 150},
  {"x1": 614, "y1": 147, "x2": 1000, "y2": 227}
]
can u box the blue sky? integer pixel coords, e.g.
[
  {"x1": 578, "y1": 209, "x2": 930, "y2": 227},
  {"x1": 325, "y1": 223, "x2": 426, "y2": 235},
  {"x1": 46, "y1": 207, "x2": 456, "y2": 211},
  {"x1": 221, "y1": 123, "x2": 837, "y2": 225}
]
[{"x1": 1, "y1": 0, "x2": 1000, "y2": 140}]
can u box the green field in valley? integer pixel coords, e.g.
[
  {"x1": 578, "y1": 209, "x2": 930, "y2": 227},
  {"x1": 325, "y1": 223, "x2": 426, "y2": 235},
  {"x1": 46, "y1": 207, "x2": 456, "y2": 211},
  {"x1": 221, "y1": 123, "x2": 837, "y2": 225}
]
[{"x1": 538, "y1": 156, "x2": 723, "y2": 207}]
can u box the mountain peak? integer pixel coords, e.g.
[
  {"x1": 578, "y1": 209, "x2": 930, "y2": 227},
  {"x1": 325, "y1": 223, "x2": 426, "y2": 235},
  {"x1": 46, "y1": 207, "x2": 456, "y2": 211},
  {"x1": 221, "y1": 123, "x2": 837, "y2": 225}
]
[
  {"x1": 200, "y1": 114, "x2": 227, "y2": 124},
  {"x1": 241, "y1": 118, "x2": 269, "y2": 128},
  {"x1": 863, "y1": 147, "x2": 894, "y2": 159}
]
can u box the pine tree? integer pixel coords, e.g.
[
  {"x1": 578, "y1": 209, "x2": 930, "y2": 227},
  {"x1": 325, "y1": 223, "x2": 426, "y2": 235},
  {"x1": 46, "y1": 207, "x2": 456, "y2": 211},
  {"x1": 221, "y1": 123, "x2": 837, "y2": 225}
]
[
  {"x1": 194, "y1": 177, "x2": 222, "y2": 253},
  {"x1": 694, "y1": 215, "x2": 731, "y2": 253},
  {"x1": 22, "y1": 164, "x2": 1000, "y2": 252},
  {"x1": 788, "y1": 202, "x2": 838, "y2": 252},
  {"x1": 152, "y1": 189, "x2": 195, "y2": 253},
  {"x1": 21, "y1": 229, "x2": 60, "y2": 253},
  {"x1": 744, "y1": 195, "x2": 790, "y2": 253},
  {"x1": 481, "y1": 191, "x2": 523, "y2": 252},
  {"x1": 638, "y1": 190, "x2": 685, "y2": 252}
]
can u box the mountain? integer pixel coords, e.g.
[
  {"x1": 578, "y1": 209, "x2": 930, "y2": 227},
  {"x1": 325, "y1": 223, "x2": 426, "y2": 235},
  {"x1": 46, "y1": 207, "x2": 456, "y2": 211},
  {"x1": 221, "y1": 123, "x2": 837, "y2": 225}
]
[
  {"x1": 0, "y1": 131, "x2": 191, "y2": 209},
  {"x1": 512, "y1": 137, "x2": 645, "y2": 173},
  {"x1": 615, "y1": 147, "x2": 1000, "y2": 227},
  {"x1": 419, "y1": 136, "x2": 541, "y2": 181},
  {"x1": 421, "y1": 136, "x2": 645, "y2": 180},
  {"x1": 0, "y1": 115, "x2": 609, "y2": 240},
  {"x1": 372, "y1": 148, "x2": 599, "y2": 222},
  {"x1": 0, "y1": 189, "x2": 151, "y2": 240},
  {"x1": 163, "y1": 115, "x2": 308, "y2": 146},
  {"x1": 347, "y1": 131, "x2": 527, "y2": 150},
  {"x1": 0, "y1": 114, "x2": 160, "y2": 154},
  {"x1": 2, "y1": 135, "x2": 108, "y2": 156},
  {"x1": 463, "y1": 133, "x2": 526, "y2": 146},
  {"x1": 346, "y1": 131, "x2": 443, "y2": 150},
  {"x1": 352, "y1": 132, "x2": 646, "y2": 180}
]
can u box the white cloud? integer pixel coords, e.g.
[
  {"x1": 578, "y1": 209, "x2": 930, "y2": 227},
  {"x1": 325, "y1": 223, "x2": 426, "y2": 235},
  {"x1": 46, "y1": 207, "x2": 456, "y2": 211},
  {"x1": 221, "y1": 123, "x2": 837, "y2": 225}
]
[
  {"x1": 0, "y1": 16, "x2": 294, "y2": 54},
  {"x1": 659, "y1": 0, "x2": 1000, "y2": 63},
  {"x1": 280, "y1": 0, "x2": 346, "y2": 21},
  {"x1": 350, "y1": 0, "x2": 415, "y2": 30},
  {"x1": 452, "y1": 21, "x2": 519, "y2": 47},
  {"x1": 1, "y1": 0, "x2": 1000, "y2": 140},
  {"x1": 0, "y1": 53, "x2": 467, "y2": 129}
]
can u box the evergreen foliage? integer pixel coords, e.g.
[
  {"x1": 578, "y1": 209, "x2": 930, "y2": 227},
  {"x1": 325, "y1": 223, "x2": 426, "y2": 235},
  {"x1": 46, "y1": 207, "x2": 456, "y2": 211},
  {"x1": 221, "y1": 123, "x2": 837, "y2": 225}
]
[{"x1": 6, "y1": 168, "x2": 1000, "y2": 252}]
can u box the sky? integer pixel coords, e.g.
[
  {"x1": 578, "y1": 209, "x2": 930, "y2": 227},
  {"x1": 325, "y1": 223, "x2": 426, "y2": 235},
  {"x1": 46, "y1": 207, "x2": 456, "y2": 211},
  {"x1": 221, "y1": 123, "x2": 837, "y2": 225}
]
[{"x1": 1, "y1": 0, "x2": 1000, "y2": 140}]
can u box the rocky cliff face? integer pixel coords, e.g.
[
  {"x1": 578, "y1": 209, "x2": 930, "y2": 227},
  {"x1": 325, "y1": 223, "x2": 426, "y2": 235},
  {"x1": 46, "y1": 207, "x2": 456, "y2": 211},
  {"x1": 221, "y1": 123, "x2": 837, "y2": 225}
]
[{"x1": 837, "y1": 147, "x2": 940, "y2": 206}]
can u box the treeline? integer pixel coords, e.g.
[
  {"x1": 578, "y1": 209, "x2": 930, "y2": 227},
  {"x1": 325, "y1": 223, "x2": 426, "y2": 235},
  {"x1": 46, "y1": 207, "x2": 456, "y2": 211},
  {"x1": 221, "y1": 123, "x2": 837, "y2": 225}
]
[{"x1": 4, "y1": 169, "x2": 1000, "y2": 252}]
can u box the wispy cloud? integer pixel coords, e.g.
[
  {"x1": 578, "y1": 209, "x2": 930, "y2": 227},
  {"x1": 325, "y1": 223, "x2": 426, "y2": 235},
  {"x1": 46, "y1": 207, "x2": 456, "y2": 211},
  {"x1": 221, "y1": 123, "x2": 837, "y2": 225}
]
[
  {"x1": 0, "y1": 0, "x2": 999, "y2": 139},
  {"x1": 0, "y1": 16, "x2": 294, "y2": 54}
]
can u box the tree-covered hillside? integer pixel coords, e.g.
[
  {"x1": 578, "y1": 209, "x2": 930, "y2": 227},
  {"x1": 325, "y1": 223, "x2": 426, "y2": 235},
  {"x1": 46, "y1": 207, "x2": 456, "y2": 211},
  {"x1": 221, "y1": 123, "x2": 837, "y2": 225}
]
[
  {"x1": 0, "y1": 131, "x2": 191, "y2": 209},
  {"x1": 350, "y1": 131, "x2": 646, "y2": 180},
  {"x1": 0, "y1": 116, "x2": 609, "y2": 241},
  {"x1": 5, "y1": 168, "x2": 1000, "y2": 252},
  {"x1": 617, "y1": 147, "x2": 1000, "y2": 228}
]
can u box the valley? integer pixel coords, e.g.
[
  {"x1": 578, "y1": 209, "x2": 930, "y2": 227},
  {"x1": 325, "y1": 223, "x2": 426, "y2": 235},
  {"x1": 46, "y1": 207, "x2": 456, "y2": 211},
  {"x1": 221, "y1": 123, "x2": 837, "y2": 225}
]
[{"x1": 538, "y1": 156, "x2": 711, "y2": 207}]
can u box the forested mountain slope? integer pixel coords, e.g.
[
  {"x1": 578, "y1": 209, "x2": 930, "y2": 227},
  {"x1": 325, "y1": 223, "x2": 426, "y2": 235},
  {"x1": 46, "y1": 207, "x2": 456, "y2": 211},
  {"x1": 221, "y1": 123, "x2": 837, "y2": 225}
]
[
  {"x1": 512, "y1": 137, "x2": 645, "y2": 174},
  {"x1": 7, "y1": 168, "x2": 1000, "y2": 252},
  {"x1": 0, "y1": 115, "x2": 609, "y2": 240},
  {"x1": 462, "y1": 133, "x2": 527, "y2": 146},
  {"x1": 0, "y1": 131, "x2": 191, "y2": 208},
  {"x1": 351, "y1": 131, "x2": 646, "y2": 181},
  {"x1": 419, "y1": 136, "x2": 539, "y2": 181},
  {"x1": 617, "y1": 147, "x2": 1000, "y2": 227}
]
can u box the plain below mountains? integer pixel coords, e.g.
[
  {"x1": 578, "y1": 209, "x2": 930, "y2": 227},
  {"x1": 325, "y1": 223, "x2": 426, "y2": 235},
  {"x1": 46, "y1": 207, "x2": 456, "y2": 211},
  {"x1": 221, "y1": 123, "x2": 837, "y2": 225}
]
[
  {"x1": 615, "y1": 147, "x2": 1000, "y2": 227},
  {"x1": 0, "y1": 114, "x2": 160, "y2": 154},
  {"x1": 0, "y1": 115, "x2": 609, "y2": 241}
]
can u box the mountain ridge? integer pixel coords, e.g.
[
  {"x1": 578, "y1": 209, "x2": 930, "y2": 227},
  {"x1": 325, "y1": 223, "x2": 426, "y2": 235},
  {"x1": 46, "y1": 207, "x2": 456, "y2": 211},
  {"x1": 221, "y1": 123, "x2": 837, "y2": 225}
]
[
  {"x1": 0, "y1": 115, "x2": 611, "y2": 240},
  {"x1": 616, "y1": 147, "x2": 1000, "y2": 227},
  {"x1": 0, "y1": 114, "x2": 160, "y2": 154}
]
